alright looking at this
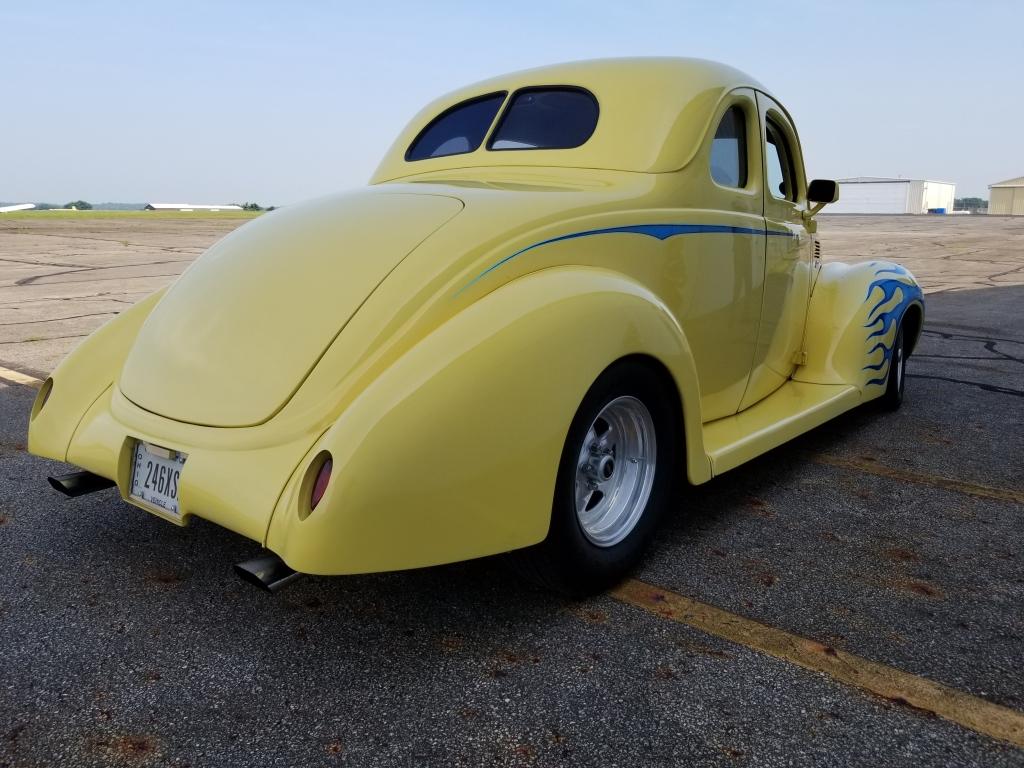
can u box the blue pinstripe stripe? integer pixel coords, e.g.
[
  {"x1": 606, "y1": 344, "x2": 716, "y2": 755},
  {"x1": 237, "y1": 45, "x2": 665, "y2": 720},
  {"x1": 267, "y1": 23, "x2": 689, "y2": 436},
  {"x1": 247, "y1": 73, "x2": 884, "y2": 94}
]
[{"x1": 456, "y1": 223, "x2": 796, "y2": 295}]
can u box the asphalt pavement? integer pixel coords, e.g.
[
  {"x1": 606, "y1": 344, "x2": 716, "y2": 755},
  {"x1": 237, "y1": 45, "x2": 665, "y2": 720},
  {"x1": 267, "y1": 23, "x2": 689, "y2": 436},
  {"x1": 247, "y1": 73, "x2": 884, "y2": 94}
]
[{"x1": 1, "y1": 282, "x2": 1022, "y2": 766}]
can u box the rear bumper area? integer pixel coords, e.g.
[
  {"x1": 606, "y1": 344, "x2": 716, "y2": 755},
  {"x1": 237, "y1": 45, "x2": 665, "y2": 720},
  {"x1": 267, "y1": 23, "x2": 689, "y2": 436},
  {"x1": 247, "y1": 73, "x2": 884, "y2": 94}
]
[{"x1": 47, "y1": 386, "x2": 318, "y2": 544}]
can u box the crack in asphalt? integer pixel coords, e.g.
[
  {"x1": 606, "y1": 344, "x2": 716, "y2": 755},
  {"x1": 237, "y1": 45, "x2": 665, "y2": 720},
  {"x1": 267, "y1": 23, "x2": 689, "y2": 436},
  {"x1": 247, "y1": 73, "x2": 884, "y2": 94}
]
[
  {"x1": 0, "y1": 228, "x2": 210, "y2": 253},
  {"x1": 0, "y1": 292, "x2": 144, "y2": 307},
  {"x1": 915, "y1": 354, "x2": 1024, "y2": 365},
  {"x1": 908, "y1": 325, "x2": 1023, "y2": 396},
  {"x1": 923, "y1": 327, "x2": 1024, "y2": 346},
  {"x1": 14, "y1": 260, "x2": 191, "y2": 287},
  {"x1": 0, "y1": 333, "x2": 88, "y2": 345},
  {"x1": 0, "y1": 257, "x2": 97, "y2": 269},
  {"x1": 917, "y1": 327, "x2": 1024, "y2": 369},
  {"x1": 12, "y1": 271, "x2": 183, "y2": 287},
  {"x1": 906, "y1": 373, "x2": 1024, "y2": 399},
  {"x1": 0, "y1": 311, "x2": 117, "y2": 327}
]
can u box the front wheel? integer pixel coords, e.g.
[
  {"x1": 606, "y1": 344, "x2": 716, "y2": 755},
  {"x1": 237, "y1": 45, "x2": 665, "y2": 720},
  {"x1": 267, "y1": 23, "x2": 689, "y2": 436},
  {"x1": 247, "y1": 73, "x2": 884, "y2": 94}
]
[{"x1": 510, "y1": 360, "x2": 680, "y2": 596}]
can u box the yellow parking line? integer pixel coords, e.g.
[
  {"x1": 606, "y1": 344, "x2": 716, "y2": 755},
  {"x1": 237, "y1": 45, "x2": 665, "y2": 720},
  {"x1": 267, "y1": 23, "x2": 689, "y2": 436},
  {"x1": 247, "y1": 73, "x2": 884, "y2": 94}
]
[
  {"x1": 814, "y1": 454, "x2": 1024, "y2": 505},
  {"x1": 610, "y1": 579, "x2": 1024, "y2": 748},
  {"x1": 0, "y1": 365, "x2": 43, "y2": 389}
]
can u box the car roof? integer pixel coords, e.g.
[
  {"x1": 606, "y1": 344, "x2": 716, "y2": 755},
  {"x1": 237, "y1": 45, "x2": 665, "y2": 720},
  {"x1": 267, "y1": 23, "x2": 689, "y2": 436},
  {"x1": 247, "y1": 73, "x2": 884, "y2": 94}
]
[{"x1": 371, "y1": 57, "x2": 767, "y2": 183}]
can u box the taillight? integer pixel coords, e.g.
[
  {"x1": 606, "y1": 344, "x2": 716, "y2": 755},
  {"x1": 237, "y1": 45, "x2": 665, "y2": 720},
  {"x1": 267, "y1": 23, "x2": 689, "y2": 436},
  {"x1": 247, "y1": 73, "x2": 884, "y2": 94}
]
[
  {"x1": 309, "y1": 456, "x2": 332, "y2": 512},
  {"x1": 31, "y1": 378, "x2": 53, "y2": 420}
]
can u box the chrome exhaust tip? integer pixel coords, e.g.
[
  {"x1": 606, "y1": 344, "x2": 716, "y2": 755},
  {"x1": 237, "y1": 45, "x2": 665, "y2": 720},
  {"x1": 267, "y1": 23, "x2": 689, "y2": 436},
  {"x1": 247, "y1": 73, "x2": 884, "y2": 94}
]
[
  {"x1": 47, "y1": 471, "x2": 116, "y2": 497},
  {"x1": 234, "y1": 553, "x2": 303, "y2": 593}
]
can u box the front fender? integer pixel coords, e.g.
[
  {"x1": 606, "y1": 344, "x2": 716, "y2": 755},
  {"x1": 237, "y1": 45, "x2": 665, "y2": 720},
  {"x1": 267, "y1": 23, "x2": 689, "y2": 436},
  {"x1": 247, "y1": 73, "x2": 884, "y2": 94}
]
[
  {"x1": 27, "y1": 289, "x2": 167, "y2": 462},
  {"x1": 265, "y1": 267, "x2": 706, "y2": 575},
  {"x1": 796, "y1": 261, "x2": 923, "y2": 397}
]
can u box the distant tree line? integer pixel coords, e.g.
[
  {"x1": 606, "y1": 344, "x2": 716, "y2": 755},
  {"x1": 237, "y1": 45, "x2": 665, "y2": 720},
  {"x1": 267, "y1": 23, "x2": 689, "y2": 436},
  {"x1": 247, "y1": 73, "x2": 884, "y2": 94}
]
[
  {"x1": 954, "y1": 197, "x2": 987, "y2": 212},
  {"x1": 29, "y1": 200, "x2": 276, "y2": 212},
  {"x1": 31, "y1": 200, "x2": 94, "y2": 210},
  {"x1": 31, "y1": 201, "x2": 92, "y2": 210}
]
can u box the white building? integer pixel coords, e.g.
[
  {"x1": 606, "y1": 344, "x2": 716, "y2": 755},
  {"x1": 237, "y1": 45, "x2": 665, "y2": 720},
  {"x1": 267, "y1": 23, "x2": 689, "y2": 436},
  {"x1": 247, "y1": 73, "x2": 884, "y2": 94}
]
[
  {"x1": 144, "y1": 203, "x2": 243, "y2": 211},
  {"x1": 988, "y1": 176, "x2": 1024, "y2": 215},
  {"x1": 829, "y1": 177, "x2": 956, "y2": 215}
]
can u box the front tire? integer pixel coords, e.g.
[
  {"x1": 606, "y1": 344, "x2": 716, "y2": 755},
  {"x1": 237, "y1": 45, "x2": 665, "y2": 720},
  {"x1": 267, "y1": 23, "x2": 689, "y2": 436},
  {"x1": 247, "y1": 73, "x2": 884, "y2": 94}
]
[
  {"x1": 879, "y1": 322, "x2": 907, "y2": 411},
  {"x1": 511, "y1": 360, "x2": 680, "y2": 596}
]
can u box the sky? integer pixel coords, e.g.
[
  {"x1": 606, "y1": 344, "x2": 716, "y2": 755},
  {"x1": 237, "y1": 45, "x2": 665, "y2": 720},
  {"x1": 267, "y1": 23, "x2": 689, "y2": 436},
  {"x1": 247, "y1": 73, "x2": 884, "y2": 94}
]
[{"x1": 2, "y1": 0, "x2": 1020, "y2": 203}]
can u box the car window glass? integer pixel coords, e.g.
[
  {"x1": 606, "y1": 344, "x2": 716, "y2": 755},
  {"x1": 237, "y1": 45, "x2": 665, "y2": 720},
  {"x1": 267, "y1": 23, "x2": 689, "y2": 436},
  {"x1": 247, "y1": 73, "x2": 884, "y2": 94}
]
[
  {"x1": 710, "y1": 106, "x2": 747, "y2": 188},
  {"x1": 765, "y1": 120, "x2": 795, "y2": 201},
  {"x1": 489, "y1": 88, "x2": 598, "y2": 150},
  {"x1": 406, "y1": 93, "x2": 506, "y2": 161}
]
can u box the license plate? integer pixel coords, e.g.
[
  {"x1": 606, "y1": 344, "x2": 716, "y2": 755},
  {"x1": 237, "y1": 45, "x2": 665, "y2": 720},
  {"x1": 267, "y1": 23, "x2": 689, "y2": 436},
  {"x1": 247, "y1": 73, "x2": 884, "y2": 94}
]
[{"x1": 130, "y1": 441, "x2": 186, "y2": 517}]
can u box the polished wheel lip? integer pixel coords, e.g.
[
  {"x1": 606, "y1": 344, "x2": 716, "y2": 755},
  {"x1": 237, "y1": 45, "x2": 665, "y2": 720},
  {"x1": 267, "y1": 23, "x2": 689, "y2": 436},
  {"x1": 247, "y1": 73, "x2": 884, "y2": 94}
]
[
  {"x1": 895, "y1": 330, "x2": 905, "y2": 391},
  {"x1": 574, "y1": 395, "x2": 657, "y2": 547}
]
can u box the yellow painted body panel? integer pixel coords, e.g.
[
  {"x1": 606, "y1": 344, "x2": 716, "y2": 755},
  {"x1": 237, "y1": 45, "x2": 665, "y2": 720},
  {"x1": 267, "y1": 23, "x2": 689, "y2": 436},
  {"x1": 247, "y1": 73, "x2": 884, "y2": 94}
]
[
  {"x1": 704, "y1": 382, "x2": 860, "y2": 475},
  {"x1": 28, "y1": 289, "x2": 167, "y2": 462},
  {"x1": 120, "y1": 191, "x2": 463, "y2": 427},
  {"x1": 796, "y1": 260, "x2": 923, "y2": 393},
  {"x1": 27, "y1": 58, "x2": 923, "y2": 575},
  {"x1": 266, "y1": 268, "x2": 704, "y2": 574}
]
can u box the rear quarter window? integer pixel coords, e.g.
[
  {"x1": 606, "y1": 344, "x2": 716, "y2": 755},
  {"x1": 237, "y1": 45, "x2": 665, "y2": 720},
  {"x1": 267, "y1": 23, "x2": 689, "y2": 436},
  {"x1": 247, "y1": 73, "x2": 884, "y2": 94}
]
[
  {"x1": 488, "y1": 87, "x2": 599, "y2": 151},
  {"x1": 710, "y1": 106, "x2": 747, "y2": 188},
  {"x1": 406, "y1": 92, "x2": 506, "y2": 161}
]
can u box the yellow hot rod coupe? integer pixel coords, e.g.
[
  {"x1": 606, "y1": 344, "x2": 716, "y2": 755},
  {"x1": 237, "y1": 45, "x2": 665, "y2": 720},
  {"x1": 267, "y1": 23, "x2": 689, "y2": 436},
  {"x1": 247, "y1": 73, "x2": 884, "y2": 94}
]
[{"x1": 28, "y1": 58, "x2": 923, "y2": 594}]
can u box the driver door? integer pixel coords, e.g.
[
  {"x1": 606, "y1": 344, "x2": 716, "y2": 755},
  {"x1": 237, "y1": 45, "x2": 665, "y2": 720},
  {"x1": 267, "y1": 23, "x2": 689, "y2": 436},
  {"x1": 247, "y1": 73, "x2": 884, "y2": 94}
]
[{"x1": 738, "y1": 93, "x2": 813, "y2": 410}]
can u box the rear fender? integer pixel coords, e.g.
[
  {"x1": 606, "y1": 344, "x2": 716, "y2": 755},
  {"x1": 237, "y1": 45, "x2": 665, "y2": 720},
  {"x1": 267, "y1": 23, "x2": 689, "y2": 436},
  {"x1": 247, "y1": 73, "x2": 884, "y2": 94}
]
[
  {"x1": 27, "y1": 289, "x2": 167, "y2": 462},
  {"x1": 796, "y1": 261, "x2": 924, "y2": 399},
  {"x1": 265, "y1": 267, "x2": 705, "y2": 575}
]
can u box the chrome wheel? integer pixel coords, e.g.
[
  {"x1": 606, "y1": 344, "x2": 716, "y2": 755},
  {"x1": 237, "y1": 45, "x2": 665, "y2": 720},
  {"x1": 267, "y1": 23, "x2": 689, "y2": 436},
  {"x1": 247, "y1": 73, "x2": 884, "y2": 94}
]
[{"x1": 574, "y1": 395, "x2": 657, "y2": 547}]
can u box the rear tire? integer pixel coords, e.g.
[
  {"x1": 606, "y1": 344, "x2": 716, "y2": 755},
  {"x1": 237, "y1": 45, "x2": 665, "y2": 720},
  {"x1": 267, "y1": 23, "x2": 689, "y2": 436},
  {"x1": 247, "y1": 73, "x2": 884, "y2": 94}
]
[
  {"x1": 510, "y1": 359, "x2": 680, "y2": 596},
  {"x1": 878, "y1": 322, "x2": 907, "y2": 411}
]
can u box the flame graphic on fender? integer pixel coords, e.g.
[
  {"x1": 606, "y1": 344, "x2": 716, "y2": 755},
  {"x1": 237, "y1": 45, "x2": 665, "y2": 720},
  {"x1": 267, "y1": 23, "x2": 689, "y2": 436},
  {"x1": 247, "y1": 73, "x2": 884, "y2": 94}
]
[{"x1": 862, "y1": 264, "x2": 923, "y2": 387}]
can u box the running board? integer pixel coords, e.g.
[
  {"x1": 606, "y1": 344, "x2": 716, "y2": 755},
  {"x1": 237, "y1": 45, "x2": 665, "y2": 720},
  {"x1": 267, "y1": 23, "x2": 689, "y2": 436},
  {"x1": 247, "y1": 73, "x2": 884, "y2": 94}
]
[
  {"x1": 47, "y1": 471, "x2": 116, "y2": 497},
  {"x1": 702, "y1": 382, "x2": 861, "y2": 476}
]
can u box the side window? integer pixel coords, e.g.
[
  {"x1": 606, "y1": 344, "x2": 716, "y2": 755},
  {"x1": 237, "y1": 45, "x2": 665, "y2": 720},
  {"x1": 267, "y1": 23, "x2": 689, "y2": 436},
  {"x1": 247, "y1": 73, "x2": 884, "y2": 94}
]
[
  {"x1": 765, "y1": 119, "x2": 796, "y2": 201},
  {"x1": 710, "y1": 106, "x2": 747, "y2": 188},
  {"x1": 406, "y1": 92, "x2": 506, "y2": 161}
]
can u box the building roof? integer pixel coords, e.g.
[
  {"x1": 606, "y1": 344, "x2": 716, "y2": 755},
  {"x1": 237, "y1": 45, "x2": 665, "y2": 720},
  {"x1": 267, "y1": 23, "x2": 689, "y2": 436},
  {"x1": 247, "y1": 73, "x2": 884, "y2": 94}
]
[
  {"x1": 838, "y1": 177, "x2": 954, "y2": 185},
  {"x1": 989, "y1": 176, "x2": 1024, "y2": 188},
  {"x1": 0, "y1": 203, "x2": 36, "y2": 213},
  {"x1": 838, "y1": 176, "x2": 908, "y2": 183}
]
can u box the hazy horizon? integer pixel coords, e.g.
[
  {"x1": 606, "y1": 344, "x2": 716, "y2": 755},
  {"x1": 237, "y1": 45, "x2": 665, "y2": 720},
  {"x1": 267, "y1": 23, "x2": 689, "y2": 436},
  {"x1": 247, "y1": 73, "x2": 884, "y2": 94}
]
[{"x1": 3, "y1": 0, "x2": 1020, "y2": 203}]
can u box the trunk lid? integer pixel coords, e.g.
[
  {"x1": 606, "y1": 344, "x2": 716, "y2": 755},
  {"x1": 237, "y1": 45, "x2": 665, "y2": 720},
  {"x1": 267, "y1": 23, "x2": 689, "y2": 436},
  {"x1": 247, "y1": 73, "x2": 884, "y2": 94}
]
[{"x1": 119, "y1": 191, "x2": 462, "y2": 427}]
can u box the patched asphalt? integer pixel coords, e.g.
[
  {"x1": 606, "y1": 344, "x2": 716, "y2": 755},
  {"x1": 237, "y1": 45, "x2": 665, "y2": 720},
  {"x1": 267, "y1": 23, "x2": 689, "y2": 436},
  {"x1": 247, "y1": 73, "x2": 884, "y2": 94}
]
[{"x1": 1, "y1": 289, "x2": 1023, "y2": 765}]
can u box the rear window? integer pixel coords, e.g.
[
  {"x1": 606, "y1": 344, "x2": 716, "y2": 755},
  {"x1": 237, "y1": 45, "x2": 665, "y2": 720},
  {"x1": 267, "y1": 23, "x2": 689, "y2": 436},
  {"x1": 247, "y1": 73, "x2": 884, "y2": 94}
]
[
  {"x1": 406, "y1": 92, "x2": 506, "y2": 161},
  {"x1": 488, "y1": 87, "x2": 599, "y2": 151}
]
